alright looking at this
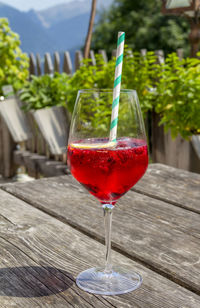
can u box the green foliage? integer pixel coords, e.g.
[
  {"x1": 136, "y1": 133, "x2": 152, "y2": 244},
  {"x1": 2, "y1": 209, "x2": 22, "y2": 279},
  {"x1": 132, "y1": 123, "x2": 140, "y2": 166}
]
[
  {"x1": 0, "y1": 18, "x2": 29, "y2": 95},
  {"x1": 152, "y1": 53, "x2": 200, "y2": 138},
  {"x1": 67, "y1": 49, "x2": 200, "y2": 139},
  {"x1": 67, "y1": 47, "x2": 159, "y2": 114},
  {"x1": 66, "y1": 55, "x2": 114, "y2": 112},
  {"x1": 66, "y1": 49, "x2": 162, "y2": 139},
  {"x1": 73, "y1": 91, "x2": 113, "y2": 138},
  {"x1": 71, "y1": 90, "x2": 142, "y2": 140},
  {"x1": 92, "y1": 0, "x2": 190, "y2": 56},
  {"x1": 19, "y1": 73, "x2": 70, "y2": 111},
  {"x1": 19, "y1": 47, "x2": 200, "y2": 139}
]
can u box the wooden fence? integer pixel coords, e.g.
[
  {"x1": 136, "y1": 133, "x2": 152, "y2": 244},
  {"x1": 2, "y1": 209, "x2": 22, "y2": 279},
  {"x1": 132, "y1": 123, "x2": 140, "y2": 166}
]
[
  {"x1": 28, "y1": 49, "x2": 110, "y2": 76},
  {"x1": 28, "y1": 48, "x2": 185, "y2": 76},
  {"x1": 0, "y1": 48, "x2": 199, "y2": 179}
]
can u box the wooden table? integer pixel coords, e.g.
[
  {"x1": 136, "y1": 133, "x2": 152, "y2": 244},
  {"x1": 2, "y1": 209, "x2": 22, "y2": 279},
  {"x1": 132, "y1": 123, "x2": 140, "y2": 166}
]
[{"x1": 0, "y1": 163, "x2": 200, "y2": 307}]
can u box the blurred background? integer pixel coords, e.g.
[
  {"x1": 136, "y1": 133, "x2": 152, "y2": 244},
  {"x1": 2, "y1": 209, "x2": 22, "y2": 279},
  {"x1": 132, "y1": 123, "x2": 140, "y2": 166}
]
[
  {"x1": 0, "y1": 0, "x2": 191, "y2": 58},
  {"x1": 0, "y1": 0, "x2": 200, "y2": 181}
]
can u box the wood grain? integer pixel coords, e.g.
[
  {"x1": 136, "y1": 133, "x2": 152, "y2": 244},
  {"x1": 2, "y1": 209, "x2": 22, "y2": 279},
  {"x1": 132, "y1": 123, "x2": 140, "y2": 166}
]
[
  {"x1": 75, "y1": 50, "x2": 83, "y2": 71},
  {"x1": 89, "y1": 50, "x2": 96, "y2": 66},
  {"x1": 1, "y1": 118, "x2": 17, "y2": 178},
  {"x1": 36, "y1": 53, "x2": 42, "y2": 76},
  {"x1": 133, "y1": 163, "x2": 200, "y2": 213},
  {"x1": 33, "y1": 106, "x2": 69, "y2": 155},
  {"x1": 151, "y1": 113, "x2": 200, "y2": 173},
  {"x1": 151, "y1": 112, "x2": 166, "y2": 165},
  {"x1": 63, "y1": 51, "x2": 73, "y2": 75},
  {"x1": 0, "y1": 189, "x2": 199, "y2": 307},
  {"x1": 0, "y1": 97, "x2": 32, "y2": 143},
  {"x1": 54, "y1": 52, "x2": 60, "y2": 73},
  {"x1": 29, "y1": 53, "x2": 36, "y2": 76},
  {"x1": 44, "y1": 53, "x2": 53, "y2": 75},
  {"x1": 2, "y1": 167, "x2": 200, "y2": 295}
]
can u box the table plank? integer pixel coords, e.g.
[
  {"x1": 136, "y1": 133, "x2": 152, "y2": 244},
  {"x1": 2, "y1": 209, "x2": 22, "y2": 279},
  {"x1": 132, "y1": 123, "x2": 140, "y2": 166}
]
[
  {"x1": 0, "y1": 190, "x2": 199, "y2": 307},
  {"x1": 133, "y1": 164, "x2": 200, "y2": 214},
  {"x1": 2, "y1": 172, "x2": 200, "y2": 296}
]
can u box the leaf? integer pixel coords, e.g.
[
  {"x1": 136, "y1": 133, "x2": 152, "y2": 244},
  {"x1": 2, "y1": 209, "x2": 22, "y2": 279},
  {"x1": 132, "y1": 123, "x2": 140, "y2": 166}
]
[{"x1": 0, "y1": 18, "x2": 28, "y2": 95}]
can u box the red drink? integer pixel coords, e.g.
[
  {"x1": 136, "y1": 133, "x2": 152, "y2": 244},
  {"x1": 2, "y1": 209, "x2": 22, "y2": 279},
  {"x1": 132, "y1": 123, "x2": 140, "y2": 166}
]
[{"x1": 67, "y1": 138, "x2": 148, "y2": 205}]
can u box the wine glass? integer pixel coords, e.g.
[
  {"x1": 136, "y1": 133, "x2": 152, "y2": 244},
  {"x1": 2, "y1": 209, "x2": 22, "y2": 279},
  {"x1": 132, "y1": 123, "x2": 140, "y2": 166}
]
[{"x1": 67, "y1": 89, "x2": 148, "y2": 295}]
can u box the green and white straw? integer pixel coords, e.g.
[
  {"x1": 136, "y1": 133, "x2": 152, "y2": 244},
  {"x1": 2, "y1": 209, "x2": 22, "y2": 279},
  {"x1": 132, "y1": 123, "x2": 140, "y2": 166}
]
[{"x1": 109, "y1": 31, "x2": 125, "y2": 142}]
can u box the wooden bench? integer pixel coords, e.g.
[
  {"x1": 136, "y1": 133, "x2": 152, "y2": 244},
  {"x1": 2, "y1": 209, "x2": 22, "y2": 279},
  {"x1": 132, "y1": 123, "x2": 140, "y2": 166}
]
[{"x1": 0, "y1": 86, "x2": 70, "y2": 178}]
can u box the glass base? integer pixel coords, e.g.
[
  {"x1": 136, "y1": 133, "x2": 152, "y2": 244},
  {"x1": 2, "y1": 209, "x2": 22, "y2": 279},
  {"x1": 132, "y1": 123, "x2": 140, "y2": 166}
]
[{"x1": 76, "y1": 266, "x2": 142, "y2": 295}]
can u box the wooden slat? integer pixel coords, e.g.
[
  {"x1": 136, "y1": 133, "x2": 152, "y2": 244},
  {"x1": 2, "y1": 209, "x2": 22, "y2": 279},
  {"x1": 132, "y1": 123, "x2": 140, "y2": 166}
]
[
  {"x1": 74, "y1": 50, "x2": 83, "y2": 71},
  {"x1": 29, "y1": 53, "x2": 36, "y2": 76},
  {"x1": 151, "y1": 111, "x2": 166, "y2": 164},
  {"x1": 190, "y1": 142, "x2": 200, "y2": 176},
  {"x1": 112, "y1": 49, "x2": 117, "y2": 58},
  {"x1": 24, "y1": 113, "x2": 38, "y2": 177},
  {"x1": 13, "y1": 150, "x2": 69, "y2": 177},
  {"x1": 0, "y1": 86, "x2": 20, "y2": 176},
  {"x1": 192, "y1": 135, "x2": 200, "y2": 160},
  {"x1": 25, "y1": 113, "x2": 36, "y2": 177},
  {"x1": 1, "y1": 118, "x2": 17, "y2": 178},
  {"x1": 36, "y1": 127, "x2": 46, "y2": 156},
  {"x1": 54, "y1": 52, "x2": 60, "y2": 73},
  {"x1": 3, "y1": 165, "x2": 200, "y2": 295},
  {"x1": 0, "y1": 97, "x2": 32, "y2": 143},
  {"x1": 63, "y1": 51, "x2": 73, "y2": 75},
  {"x1": 133, "y1": 163, "x2": 200, "y2": 213},
  {"x1": 33, "y1": 106, "x2": 69, "y2": 155},
  {"x1": 36, "y1": 121, "x2": 48, "y2": 157},
  {"x1": 0, "y1": 189, "x2": 199, "y2": 307},
  {"x1": 98, "y1": 49, "x2": 108, "y2": 63},
  {"x1": 164, "y1": 130, "x2": 191, "y2": 170},
  {"x1": 151, "y1": 112, "x2": 200, "y2": 173},
  {"x1": 177, "y1": 48, "x2": 184, "y2": 60},
  {"x1": 27, "y1": 112, "x2": 37, "y2": 153},
  {"x1": 89, "y1": 50, "x2": 96, "y2": 66},
  {"x1": 36, "y1": 53, "x2": 42, "y2": 76},
  {"x1": 44, "y1": 53, "x2": 54, "y2": 75},
  {"x1": 140, "y1": 49, "x2": 147, "y2": 57},
  {"x1": 155, "y1": 50, "x2": 165, "y2": 64}
]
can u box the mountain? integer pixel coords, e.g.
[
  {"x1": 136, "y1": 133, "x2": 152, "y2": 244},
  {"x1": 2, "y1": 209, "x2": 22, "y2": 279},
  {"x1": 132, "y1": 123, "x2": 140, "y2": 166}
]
[
  {"x1": 49, "y1": 12, "x2": 90, "y2": 52},
  {"x1": 39, "y1": 0, "x2": 113, "y2": 27},
  {"x1": 38, "y1": 0, "x2": 91, "y2": 28},
  {"x1": 0, "y1": 0, "x2": 113, "y2": 57},
  {"x1": 0, "y1": 3, "x2": 55, "y2": 54}
]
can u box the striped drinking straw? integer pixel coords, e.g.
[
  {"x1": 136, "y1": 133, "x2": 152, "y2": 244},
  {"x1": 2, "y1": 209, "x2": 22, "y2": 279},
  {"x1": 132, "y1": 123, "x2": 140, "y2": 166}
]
[{"x1": 109, "y1": 31, "x2": 125, "y2": 142}]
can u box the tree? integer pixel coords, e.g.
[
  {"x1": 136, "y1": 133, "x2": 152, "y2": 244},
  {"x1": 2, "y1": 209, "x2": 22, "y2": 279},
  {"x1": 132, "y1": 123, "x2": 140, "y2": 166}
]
[
  {"x1": 91, "y1": 0, "x2": 190, "y2": 56},
  {"x1": 84, "y1": 0, "x2": 97, "y2": 58},
  {"x1": 0, "y1": 18, "x2": 28, "y2": 95}
]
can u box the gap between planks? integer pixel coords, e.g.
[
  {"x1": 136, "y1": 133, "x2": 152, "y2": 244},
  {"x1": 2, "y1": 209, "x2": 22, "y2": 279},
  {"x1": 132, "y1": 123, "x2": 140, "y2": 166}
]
[
  {"x1": 132, "y1": 187, "x2": 200, "y2": 216},
  {"x1": 1, "y1": 185, "x2": 200, "y2": 297}
]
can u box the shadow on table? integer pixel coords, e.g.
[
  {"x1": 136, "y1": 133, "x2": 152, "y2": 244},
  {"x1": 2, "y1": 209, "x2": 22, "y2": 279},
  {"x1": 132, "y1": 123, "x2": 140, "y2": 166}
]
[{"x1": 0, "y1": 266, "x2": 74, "y2": 297}]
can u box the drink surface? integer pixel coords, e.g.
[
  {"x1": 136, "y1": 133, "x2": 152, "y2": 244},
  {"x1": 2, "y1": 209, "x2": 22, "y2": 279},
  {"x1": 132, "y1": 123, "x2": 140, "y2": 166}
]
[{"x1": 67, "y1": 138, "x2": 148, "y2": 205}]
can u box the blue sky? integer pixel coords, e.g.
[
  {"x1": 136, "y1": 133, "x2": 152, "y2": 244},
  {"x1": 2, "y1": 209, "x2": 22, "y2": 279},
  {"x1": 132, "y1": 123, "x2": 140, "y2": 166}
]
[{"x1": 1, "y1": 0, "x2": 77, "y2": 11}]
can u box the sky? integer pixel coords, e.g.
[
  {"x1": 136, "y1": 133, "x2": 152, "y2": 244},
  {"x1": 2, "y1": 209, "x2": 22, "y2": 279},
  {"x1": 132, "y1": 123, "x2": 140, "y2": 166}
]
[{"x1": 1, "y1": 0, "x2": 78, "y2": 11}]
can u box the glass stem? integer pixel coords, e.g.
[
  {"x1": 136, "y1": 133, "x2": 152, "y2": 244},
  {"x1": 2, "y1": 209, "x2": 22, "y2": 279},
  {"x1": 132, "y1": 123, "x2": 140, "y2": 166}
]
[{"x1": 103, "y1": 204, "x2": 114, "y2": 273}]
